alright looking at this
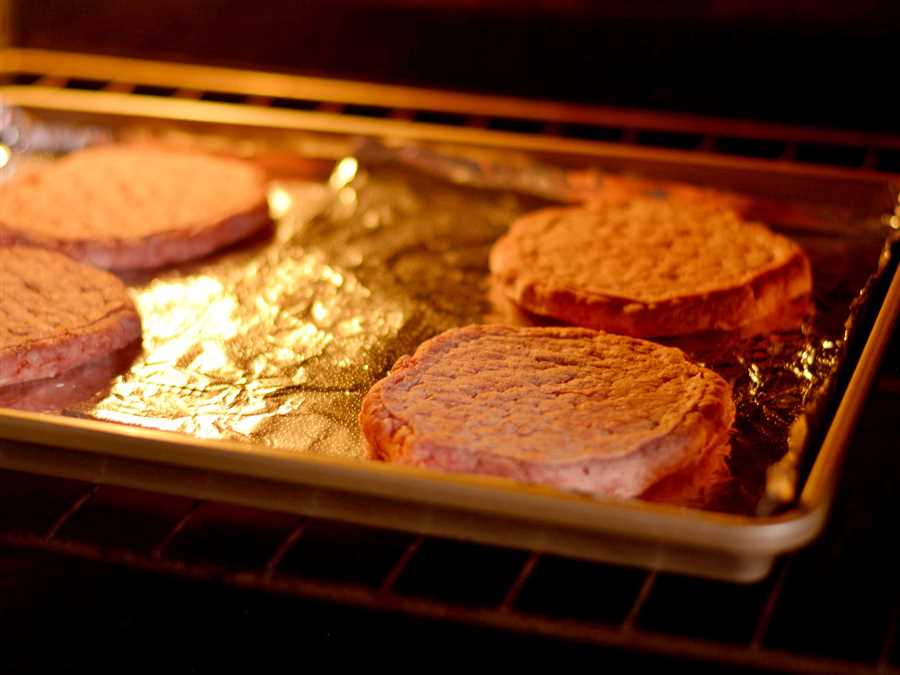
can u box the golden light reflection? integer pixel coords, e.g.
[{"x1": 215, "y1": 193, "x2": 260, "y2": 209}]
[
  {"x1": 329, "y1": 156, "x2": 359, "y2": 190},
  {"x1": 267, "y1": 184, "x2": 294, "y2": 219},
  {"x1": 0, "y1": 145, "x2": 10, "y2": 169},
  {"x1": 137, "y1": 276, "x2": 235, "y2": 340},
  {"x1": 792, "y1": 345, "x2": 817, "y2": 382},
  {"x1": 274, "y1": 346, "x2": 300, "y2": 362},
  {"x1": 231, "y1": 414, "x2": 269, "y2": 437},
  {"x1": 337, "y1": 316, "x2": 364, "y2": 336},
  {"x1": 191, "y1": 342, "x2": 230, "y2": 373},
  {"x1": 311, "y1": 300, "x2": 329, "y2": 324},
  {"x1": 321, "y1": 266, "x2": 344, "y2": 287},
  {"x1": 139, "y1": 275, "x2": 223, "y2": 309},
  {"x1": 205, "y1": 297, "x2": 240, "y2": 340},
  {"x1": 747, "y1": 363, "x2": 762, "y2": 397}
]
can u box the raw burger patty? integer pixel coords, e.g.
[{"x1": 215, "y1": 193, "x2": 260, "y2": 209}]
[
  {"x1": 0, "y1": 144, "x2": 270, "y2": 270},
  {"x1": 0, "y1": 246, "x2": 142, "y2": 386},
  {"x1": 489, "y1": 198, "x2": 812, "y2": 337},
  {"x1": 360, "y1": 325, "x2": 734, "y2": 498}
]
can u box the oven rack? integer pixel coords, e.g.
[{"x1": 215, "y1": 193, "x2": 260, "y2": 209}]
[
  {"x1": 3, "y1": 48, "x2": 900, "y2": 173},
  {"x1": 1, "y1": 376, "x2": 899, "y2": 675}
]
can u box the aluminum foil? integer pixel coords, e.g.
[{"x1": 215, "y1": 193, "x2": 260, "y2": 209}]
[{"x1": 1, "y1": 118, "x2": 895, "y2": 515}]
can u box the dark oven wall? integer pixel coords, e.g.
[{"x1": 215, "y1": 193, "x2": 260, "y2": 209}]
[{"x1": 9, "y1": 0, "x2": 900, "y2": 133}]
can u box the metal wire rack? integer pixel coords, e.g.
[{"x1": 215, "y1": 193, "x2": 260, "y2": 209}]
[
  {"x1": 3, "y1": 48, "x2": 900, "y2": 172},
  {"x1": 1, "y1": 415, "x2": 899, "y2": 675},
  {"x1": 2, "y1": 49, "x2": 900, "y2": 672}
]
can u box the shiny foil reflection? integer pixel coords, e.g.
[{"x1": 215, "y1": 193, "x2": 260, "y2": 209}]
[{"x1": 78, "y1": 178, "x2": 422, "y2": 456}]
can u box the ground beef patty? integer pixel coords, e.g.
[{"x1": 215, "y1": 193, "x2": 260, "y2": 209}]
[
  {"x1": 0, "y1": 246, "x2": 142, "y2": 386},
  {"x1": 360, "y1": 325, "x2": 734, "y2": 499},
  {"x1": 489, "y1": 198, "x2": 811, "y2": 337},
  {"x1": 0, "y1": 144, "x2": 270, "y2": 270}
]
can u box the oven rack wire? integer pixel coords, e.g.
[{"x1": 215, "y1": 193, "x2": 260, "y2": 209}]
[{"x1": 3, "y1": 48, "x2": 900, "y2": 173}]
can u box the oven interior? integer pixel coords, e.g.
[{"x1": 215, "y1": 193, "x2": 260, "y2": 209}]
[{"x1": 1, "y1": 47, "x2": 900, "y2": 672}]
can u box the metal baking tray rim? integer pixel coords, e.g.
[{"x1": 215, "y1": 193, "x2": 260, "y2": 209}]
[
  {"x1": 0, "y1": 86, "x2": 898, "y2": 579},
  {"x1": 0, "y1": 406, "x2": 833, "y2": 556}
]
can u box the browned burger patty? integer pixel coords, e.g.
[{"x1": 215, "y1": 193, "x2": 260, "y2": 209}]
[
  {"x1": 0, "y1": 246, "x2": 142, "y2": 386},
  {"x1": 360, "y1": 325, "x2": 734, "y2": 499},
  {"x1": 0, "y1": 144, "x2": 270, "y2": 270},
  {"x1": 489, "y1": 198, "x2": 812, "y2": 338}
]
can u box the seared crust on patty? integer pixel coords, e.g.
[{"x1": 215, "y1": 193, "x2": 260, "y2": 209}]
[
  {"x1": 489, "y1": 198, "x2": 812, "y2": 337},
  {"x1": 0, "y1": 144, "x2": 270, "y2": 270},
  {"x1": 360, "y1": 325, "x2": 735, "y2": 499},
  {"x1": 0, "y1": 247, "x2": 142, "y2": 385}
]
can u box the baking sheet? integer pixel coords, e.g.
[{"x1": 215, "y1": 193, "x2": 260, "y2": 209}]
[{"x1": 0, "y1": 105, "x2": 897, "y2": 519}]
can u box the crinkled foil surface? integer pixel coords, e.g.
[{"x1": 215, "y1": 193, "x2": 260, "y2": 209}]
[{"x1": 1, "y1": 126, "x2": 894, "y2": 515}]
